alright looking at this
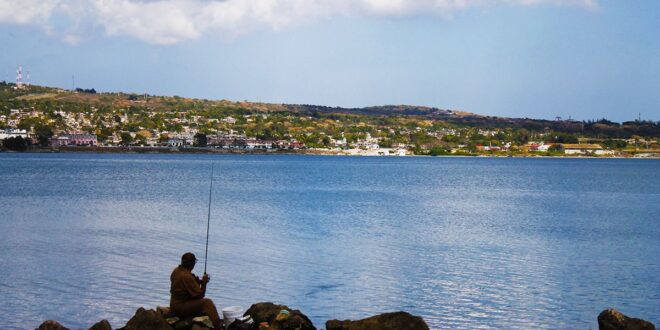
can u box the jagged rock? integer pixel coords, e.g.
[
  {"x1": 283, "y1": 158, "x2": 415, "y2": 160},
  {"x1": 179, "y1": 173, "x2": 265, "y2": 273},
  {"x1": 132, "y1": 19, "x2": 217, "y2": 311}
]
[
  {"x1": 36, "y1": 320, "x2": 69, "y2": 330},
  {"x1": 122, "y1": 307, "x2": 173, "y2": 330},
  {"x1": 89, "y1": 319, "x2": 112, "y2": 330},
  {"x1": 326, "y1": 311, "x2": 429, "y2": 330},
  {"x1": 245, "y1": 302, "x2": 316, "y2": 330},
  {"x1": 598, "y1": 308, "x2": 655, "y2": 330}
]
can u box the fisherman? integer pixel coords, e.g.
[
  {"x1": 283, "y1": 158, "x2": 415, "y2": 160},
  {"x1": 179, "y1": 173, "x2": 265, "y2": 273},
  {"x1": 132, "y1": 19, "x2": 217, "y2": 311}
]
[{"x1": 170, "y1": 252, "x2": 221, "y2": 329}]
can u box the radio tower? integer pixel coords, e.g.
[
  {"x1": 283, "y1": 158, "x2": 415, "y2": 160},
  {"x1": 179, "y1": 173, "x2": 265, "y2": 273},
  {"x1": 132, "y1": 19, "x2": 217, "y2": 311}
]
[
  {"x1": 26, "y1": 71, "x2": 30, "y2": 86},
  {"x1": 16, "y1": 65, "x2": 23, "y2": 88}
]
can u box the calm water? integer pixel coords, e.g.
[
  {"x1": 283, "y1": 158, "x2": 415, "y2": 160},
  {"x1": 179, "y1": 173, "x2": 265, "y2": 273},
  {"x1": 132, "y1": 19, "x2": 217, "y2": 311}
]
[{"x1": 0, "y1": 153, "x2": 658, "y2": 329}]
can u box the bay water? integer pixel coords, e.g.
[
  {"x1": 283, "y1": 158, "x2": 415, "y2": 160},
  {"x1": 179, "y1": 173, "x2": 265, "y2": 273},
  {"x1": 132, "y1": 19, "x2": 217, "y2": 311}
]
[{"x1": 0, "y1": 153, "x2": 658, "y2": 329}]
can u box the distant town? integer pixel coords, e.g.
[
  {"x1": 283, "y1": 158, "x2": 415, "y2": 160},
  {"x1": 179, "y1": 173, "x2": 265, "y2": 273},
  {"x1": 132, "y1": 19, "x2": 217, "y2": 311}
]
[{"x1": 1, "y1": 81, "x2": 659, "y2": 157}]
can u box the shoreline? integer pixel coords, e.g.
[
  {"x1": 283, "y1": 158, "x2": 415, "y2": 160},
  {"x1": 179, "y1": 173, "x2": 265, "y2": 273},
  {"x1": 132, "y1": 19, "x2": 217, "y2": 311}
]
[
  {"x1": 32, "y1": 305, "x2": 657, "y2": 330},
  {"x1": 1, "y1": 146, "x2": 658, "y2": 158}
]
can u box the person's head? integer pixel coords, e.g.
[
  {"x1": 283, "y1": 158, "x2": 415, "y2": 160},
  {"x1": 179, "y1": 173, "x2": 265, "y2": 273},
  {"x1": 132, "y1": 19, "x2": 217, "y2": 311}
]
[{"x1": 180, "y1": 252, "x2": 197, "y2": 270}]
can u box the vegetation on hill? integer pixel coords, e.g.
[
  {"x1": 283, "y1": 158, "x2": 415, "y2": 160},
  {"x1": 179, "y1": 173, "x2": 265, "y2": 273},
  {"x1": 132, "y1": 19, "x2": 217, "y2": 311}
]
[{"x1": 1, "y1": 82, "x2": 658, "y2": 154}]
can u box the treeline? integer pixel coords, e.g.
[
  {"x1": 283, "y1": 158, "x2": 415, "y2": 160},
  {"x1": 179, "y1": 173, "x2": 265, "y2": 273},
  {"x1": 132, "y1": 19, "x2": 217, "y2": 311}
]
[
  {"x1": 285, "y1": 103, "x2": 659, "y2": 139},
  {"x1": 1, "y1": 136, "x2": 29, "y2": 151},
  {"x1": 75, "y1": 88, "x2": 97, "y2": 94}
]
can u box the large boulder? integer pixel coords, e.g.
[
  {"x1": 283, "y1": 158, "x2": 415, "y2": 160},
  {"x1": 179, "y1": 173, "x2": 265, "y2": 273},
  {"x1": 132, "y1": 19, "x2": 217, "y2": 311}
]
[
  {"x1": 326, "y1": 311, "x2": 429, "y2": 330},
  {"x1": 598, "y1": 308, "x2": 655, "y2": 330},
  {"x1": 121, "y1": 307, "x2": 173, "y2": 330},
  {"x1": 36, "y1": 320, "x2": 69, "y2": 330},
  {"x1": 244, "y1": 302, "x2": 316, "y2": 330},
  {"x1": 89, "y1": 319, "x2": 112, "y2": 330}
]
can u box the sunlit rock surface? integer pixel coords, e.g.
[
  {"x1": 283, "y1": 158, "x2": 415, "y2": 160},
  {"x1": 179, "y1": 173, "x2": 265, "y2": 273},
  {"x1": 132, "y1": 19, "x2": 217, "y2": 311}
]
[
  {"x1": 326, "y1": 311, "x2": 429, "y2": 330},
  {"x1": 598, "y1": 308, "x2": 655, "y2": 330}
]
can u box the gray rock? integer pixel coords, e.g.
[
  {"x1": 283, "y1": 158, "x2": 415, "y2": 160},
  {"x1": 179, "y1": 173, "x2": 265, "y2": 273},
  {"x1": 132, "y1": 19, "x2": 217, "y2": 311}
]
[
  {"x1": 36, "y1": 320, "x2": 69, "y2": 330},
  {"x1": 326, "y1": 311, "x2": 429, "y2": 330},
  {"x1": 122, "y1": 307, "x2": 173, "y2": 330},
  {"x1": 598, "y1": 308, "x2": 655, "y2": 330},
  {"x1": 89, "y1": 319, "x2": 112, "y2": 330}
]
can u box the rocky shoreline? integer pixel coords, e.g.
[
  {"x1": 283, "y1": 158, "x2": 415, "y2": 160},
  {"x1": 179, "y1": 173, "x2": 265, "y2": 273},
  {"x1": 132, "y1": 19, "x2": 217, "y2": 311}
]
[{"x1": 35, "y1": 303, "x2": 655, "y2": 330}]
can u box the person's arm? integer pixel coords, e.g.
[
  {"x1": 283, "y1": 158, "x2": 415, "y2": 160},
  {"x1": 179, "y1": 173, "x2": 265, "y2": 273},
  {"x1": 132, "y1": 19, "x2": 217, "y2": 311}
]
[
  {"x1": 183, "y1": 273, "x2": 205, "y2": 299},
  {"x1": 200, "y1": 273, "x2": 210, "y2": 297}
]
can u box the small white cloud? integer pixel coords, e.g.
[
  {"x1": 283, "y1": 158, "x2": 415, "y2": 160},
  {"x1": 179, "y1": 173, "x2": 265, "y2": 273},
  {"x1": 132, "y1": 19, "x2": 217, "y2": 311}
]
[
  {"x1": 0, "y1": 0, "x2": 600, "y2": 45},
  {"x1": 63, "y1": 34, "x2": 82, "y2": 45}
]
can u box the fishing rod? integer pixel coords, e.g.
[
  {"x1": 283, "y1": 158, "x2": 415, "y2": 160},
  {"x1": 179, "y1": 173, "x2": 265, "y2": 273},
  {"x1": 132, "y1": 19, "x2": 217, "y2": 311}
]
[{"x1": 204, "y1": 163, "x2": 214, "y2": 275}]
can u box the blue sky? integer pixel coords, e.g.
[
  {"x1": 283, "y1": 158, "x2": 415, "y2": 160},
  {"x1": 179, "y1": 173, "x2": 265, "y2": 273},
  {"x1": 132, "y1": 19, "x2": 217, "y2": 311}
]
[{"x1": 0, "y1": 0, "x2": 658, "y2": 122}]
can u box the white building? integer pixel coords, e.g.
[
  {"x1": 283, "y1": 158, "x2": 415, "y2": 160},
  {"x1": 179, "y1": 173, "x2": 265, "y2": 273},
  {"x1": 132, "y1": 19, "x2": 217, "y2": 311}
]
[
  {"x1": 354, "y1": 133, "x2": 380, "y2": 150},
  {"x1": 537, "y1": 143, "x2": 552, "y2": 152},
  {"x1": 0, "y1": 129, "x2": 28, "y2": 140},
  {"x1": 168, "y1": 138, "x2": 186, "y2": 147},
  {"x1": 222, "y1": 116, "x2": 237, "y2": 124},
  {"x1": 245, "y1": 139, "x2": 273, "y2": 149},
  {"x1": 563, "y1": 144, "x2": 604, "y2": 155}
]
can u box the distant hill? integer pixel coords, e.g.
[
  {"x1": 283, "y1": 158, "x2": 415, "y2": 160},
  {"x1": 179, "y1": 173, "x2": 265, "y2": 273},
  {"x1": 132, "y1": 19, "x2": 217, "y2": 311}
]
[
  {"x1": 2, "y1": 82, "x2": 658, "y2": 138},
  {"x1": 285, "y1": 103, "x2": 658, "y2": 137}
]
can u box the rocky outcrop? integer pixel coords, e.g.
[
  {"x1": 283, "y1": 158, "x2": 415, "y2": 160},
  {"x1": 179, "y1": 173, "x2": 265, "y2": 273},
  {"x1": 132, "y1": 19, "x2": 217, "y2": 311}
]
[
  {"x1": 36, "y1": 320, "x2": 69, "y2": 330},
  {"x1": 35, "y1": 304, "x2": 660, "y2": 330},
  {"x1": 154, "y1": 306, "x2": 217, "y2": 330},
  {"x1": 36, "y1": 318, "x2": 112, "y2": 330},
  {"x1": 245, "y1": 302, "x2": 316, "y2": 330},
  {"x1": 36, "y1": 303, "x2": 430, "y2": 330},
  {"x1": 598, "y1": 308, "x2": 655, "y2": 330},
  {"x1": 326, "y1": 311, "x2": 429, "y2": 330},
  {"x1": 89, "y1": 319, "x2": 112, "y2": 330},
  {"x1": 120, "y1": 307, "x2": 173, "y2": 330}
]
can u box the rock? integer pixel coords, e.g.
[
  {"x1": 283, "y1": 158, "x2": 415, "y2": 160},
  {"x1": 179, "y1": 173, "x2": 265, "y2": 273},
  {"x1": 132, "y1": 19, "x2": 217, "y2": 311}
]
[
  {"x1": 169, "y1": 316, "x2": 218, "y2": 330},
  {"x1": 245, "y1": 302, "x2": 316, "y2": 330},
  {"x1": 598, "y1": 308, "x2": 655, "y2": 330},
  {"x1": 165, "y1": 317, "x2": 180, "y2": 326},
  {"x1": 172, "y1": 318, "x2": 192, "y2": 330},
  {"x1": 157, "y1": 306, "x2": 174, "y2": 318},
  {"x1": 326, "y1": 311, "x2": 429, "y2": 330},
  {"x1": 36, "y1": 320, "x2": 69, "y2": 330},
  {"x1": 122, "y1": 307, "x2": 173, "y2": 330},
  {"x1": 192, "y1": 316, "x2": 213, "y2": 329},
  {"x1": 89, "y1": 319, "x2": 112, "y2": 330}
]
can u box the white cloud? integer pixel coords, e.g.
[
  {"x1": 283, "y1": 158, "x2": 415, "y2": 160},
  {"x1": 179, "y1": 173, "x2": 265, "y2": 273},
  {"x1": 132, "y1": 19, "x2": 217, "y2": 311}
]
[
  {"x1": 0, "y1": 0, "x2": 599, "y2": 45},
  {"x1": 0, "y1": 0, "x2": 59, "y2": 25},
  {"x1": 92, "y1": 0, "x2": 202, "y2": 45}
]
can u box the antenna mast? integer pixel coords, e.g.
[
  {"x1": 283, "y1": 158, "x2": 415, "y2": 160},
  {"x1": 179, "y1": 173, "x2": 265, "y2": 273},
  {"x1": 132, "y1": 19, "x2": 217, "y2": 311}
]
[{"x1": 16, "y1": 65, "x2": 23, "y2": 87}]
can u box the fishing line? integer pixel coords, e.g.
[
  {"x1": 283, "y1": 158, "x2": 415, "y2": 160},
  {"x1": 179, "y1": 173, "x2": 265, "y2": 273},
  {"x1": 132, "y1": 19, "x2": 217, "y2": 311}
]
[{"x1": 204, "y1": 163, "x2": 213, "y2": 274}]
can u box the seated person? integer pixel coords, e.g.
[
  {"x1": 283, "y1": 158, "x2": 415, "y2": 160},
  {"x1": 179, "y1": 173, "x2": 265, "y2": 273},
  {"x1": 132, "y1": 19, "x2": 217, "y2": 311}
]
[{"x1": 170, "y1": 252, "x2": 220, "y2": 329}]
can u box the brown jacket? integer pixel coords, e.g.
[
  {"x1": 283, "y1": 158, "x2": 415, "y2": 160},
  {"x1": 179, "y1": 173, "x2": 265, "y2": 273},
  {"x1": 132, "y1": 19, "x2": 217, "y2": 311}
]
[{"x1": 170, "y1": 266, "x2": 205, "y2": 306}]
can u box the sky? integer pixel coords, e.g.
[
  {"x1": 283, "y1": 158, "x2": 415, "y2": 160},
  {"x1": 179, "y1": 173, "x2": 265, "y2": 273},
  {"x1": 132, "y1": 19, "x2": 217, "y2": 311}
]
[{"x1": 0, "y1": 0, "x2": 658, "y2": 122}]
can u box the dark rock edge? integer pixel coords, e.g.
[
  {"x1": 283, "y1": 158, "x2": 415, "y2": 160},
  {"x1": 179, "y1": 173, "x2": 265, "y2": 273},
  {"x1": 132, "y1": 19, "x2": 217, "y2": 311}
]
[{"x1": 36, "y1": 305, "x2": 654, "y2": 330}]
